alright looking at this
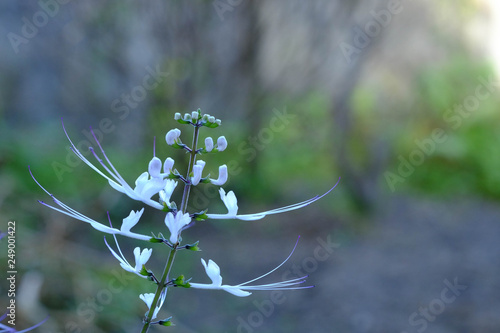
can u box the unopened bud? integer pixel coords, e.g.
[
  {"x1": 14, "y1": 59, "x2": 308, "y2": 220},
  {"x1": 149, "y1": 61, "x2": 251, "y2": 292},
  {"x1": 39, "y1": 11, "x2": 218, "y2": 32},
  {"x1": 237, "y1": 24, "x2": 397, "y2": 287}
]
[
  {"x1": 164, "y1": 157, "x2": 175, "y2": 173},
  {"x1": 165, "y1": 128, "x2": 181, "y2": 145},
  {"x1": 217, "y1": 136, "x2": 227, "y2": 151},
  {"x1": 205, "y1": 137, "x2": 214, "y2": 152},
  {"x1": 210, "y1": 164, "x2": 228, "y2": 186},
  {"x1": 191, "y1": 160, "x2": 206, "y2": 186}
]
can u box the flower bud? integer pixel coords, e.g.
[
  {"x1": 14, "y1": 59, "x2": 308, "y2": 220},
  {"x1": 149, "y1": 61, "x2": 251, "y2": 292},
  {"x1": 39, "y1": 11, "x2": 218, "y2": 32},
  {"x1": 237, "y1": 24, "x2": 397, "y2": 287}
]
[
  {"x1": 210, "y1": 165, "x2": 228, "y2": 186},
  {"x1": 184, "y1": 113, "x2": 192, "y2": 122},
  {"x1": 217, "y1": 136, "x2": 227, "y2": 151},
  {"x1": 208, "y1": 116, "x2": 216, "y2": 123},
  {"x1": 215, "y1": 119, "x2": 222, "y2": 125},
  {"x1": 191, "y1": 160, "x2": 205, "y2": 186},
  {"x1": 164, "y1": 157, "x2": 174, "y2": 173},
  {"x1": 192, "y1": 110, "x2": 199, "y2": 120},
  {"x1": 205, "y1": 137, "x2": 214, "y2": 152},
  {"x1": 174, "y1": 113, "x2": 181, "y2": 120},
  {"x1": 165, "y1": 128, "x2": 181, "y2": 145}
]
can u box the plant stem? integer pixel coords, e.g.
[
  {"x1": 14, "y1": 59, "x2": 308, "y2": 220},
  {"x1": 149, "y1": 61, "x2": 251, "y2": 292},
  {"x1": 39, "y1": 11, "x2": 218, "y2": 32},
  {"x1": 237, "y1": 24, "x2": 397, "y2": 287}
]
[
  {"x1": 140, "y1": 246, "x2": 177, "y2": 333},
  {"x1": 140, "y1": 123, "x2": 200, "y2": 333},
  {"x1": 179, "y1": 125, "x2": 200, "y2": 214}
]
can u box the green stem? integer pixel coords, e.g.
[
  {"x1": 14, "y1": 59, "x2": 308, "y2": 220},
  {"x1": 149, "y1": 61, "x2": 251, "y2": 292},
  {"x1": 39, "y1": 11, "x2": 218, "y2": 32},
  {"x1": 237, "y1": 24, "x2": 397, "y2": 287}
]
[
  {"x1": 179, "y1": 125, "x2": 200, "y2": 214},
  {"x1": 140, "y1": 123, "x2": 200, "y2": 333},
  {"x1": 140, "y1": 246, "x2": 177, "y2": 333}
]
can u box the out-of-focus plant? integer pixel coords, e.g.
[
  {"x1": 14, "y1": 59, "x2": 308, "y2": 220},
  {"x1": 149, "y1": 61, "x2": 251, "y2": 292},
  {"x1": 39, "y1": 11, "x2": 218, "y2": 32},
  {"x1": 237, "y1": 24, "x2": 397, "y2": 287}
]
[{"x1": 30, "y1": 110, "x2": 339, "y2": 331}]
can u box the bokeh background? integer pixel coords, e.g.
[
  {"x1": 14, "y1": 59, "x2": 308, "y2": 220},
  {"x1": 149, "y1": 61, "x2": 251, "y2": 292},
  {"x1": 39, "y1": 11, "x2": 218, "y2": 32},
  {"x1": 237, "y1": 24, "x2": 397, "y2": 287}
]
[{"x1": 1, "y1": 1, "x2": 500, "y2": 332}]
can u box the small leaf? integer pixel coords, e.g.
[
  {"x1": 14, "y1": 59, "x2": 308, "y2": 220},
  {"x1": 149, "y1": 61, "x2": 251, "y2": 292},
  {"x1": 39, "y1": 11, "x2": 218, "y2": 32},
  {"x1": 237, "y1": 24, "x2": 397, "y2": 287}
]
[
  {"x1": 158, "y1": 316, "x2": 173, "y2": 326},
  {"x1": 185, "y1": 241, "x2": 201, "y2": 251}
]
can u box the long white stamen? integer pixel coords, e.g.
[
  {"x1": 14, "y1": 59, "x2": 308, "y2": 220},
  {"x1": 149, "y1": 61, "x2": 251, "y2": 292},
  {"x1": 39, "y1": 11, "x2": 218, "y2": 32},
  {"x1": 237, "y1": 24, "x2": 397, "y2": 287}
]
[{"x1": 238, "y1": 236, "x2": 300, "y2": 286}]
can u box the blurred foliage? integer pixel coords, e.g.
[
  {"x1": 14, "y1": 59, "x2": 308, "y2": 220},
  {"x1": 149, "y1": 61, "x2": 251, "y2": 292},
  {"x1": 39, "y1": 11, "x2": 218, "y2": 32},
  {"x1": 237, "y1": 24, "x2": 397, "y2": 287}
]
[{"x1": 380, "y1": 57, "x2": 500, "y2": 199}]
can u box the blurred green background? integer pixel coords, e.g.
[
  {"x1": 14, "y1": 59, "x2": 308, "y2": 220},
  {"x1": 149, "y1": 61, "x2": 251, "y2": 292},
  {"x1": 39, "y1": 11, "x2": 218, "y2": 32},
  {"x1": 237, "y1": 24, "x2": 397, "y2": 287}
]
[{"x1": 1, "y1": 1, "x2": 500, "y2": 332}]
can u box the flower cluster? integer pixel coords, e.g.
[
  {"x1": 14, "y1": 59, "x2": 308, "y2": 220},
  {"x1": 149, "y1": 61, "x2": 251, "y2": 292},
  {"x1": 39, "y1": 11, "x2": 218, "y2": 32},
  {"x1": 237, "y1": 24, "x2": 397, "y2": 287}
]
[{"x1": 31, "y1": 110, "x2": 339, "y2": 330}]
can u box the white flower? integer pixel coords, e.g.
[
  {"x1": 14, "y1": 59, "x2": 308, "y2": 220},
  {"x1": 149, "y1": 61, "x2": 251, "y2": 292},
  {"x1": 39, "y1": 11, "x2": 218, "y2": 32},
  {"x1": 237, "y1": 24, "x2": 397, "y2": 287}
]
[
  {"x1": 174, "y1": 112, "x2": 181, "y2": 120},
  {"x1": 60, "y1": 121, "x2": 168, "y2": 210},
  {"x1": 30, "y1": 167, "x2": 153, "y2": 241},
  {"x1": 192, "y1": 110, "x2": 199, "y2": 119},
  {"x1": 191, "y1": 160, "x2": 206, "y2": 186},
  {"x1": 190, "y1": 237, "x2": 311, "y2": 297},
  {"x1": 216, "y1": 136, "x2": 227, "y2": 151},
  {"x1": 165, "y1": 128, "x2": 181, "y2": 145},
  {"x1": 209, "y1": 165, "x2": 228, "y2": 186},
  {"x1": 105, "y1": 236, "x2": 152, "y2": 278},
  {"x1": 140, "y1": 289, "x2": 167, "y2": 320},
  {"x1": 204, "y1": 137, "x2": 214, "y2": 152},
  {"x1": 206, "y1": 178, "x2": 340, "y2": 221},
  {"x1": 159, "y1": 180, "x2": 178, "y2": 206},
  {"x1": 164, "y1": 212, "x2": 192, "y2": 244}
]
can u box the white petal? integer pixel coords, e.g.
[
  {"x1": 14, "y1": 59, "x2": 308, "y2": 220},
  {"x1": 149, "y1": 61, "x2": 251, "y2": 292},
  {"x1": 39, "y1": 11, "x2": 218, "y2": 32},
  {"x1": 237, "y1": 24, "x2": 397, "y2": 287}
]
[
  {"x1": 221, "y1": 286, "x2": 252, "y2": 297},
  {"x1": 148, "y1": 157, "x2": 162, "y2": 178},
  {"x1": 159, "y1": 180, "x2": 178, "y2": 204},
  {"x1": 221, "y1": 189, "x2": 238, "y2": 215},
  {"x1": 121, "y1": 208, "x2": 144, "y2": 233},
  {"x1": 140, "y1": 293, "x2": 155, "y2": 309},
  {"x1": 134, "y1": 247, "x2": 152, "y2": 272},
  {"x1": 203, "y1": 259, "x2": 222, "y2": 286},
  {"x1": 164, "y1": 157, "x2": 175, "y2": 173}
]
